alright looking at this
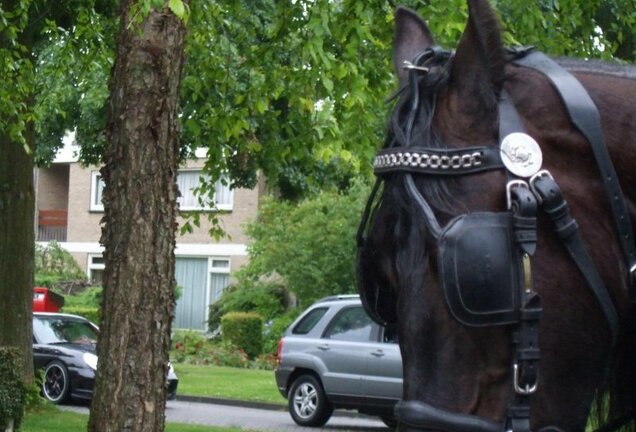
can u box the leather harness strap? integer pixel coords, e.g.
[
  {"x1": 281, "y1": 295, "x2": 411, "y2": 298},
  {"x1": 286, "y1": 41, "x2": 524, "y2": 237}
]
[
  {"x1": 514, "y1": 51, "x2": 636, "y2": 300},
  {"x1": 531, "y1": 172, "x2": 620, "y2": 346},
  {"x1": 507, "y1": 184, "x2": 541, "y2": 432}
]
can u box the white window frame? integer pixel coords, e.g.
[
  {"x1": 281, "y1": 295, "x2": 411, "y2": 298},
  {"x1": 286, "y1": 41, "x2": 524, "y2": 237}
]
[
  {"x1": 177, "y1": 170, "x2": 233, "y2": 212},
  {"x1": 207, "y1": 257, "x2": 231, "y2": 316},
  {"x1": 87, "y1": 254, "x2": 105, "y2": 284},
  {"x1": 90, "y1": 172, "x2": 105, "y2": 212}
]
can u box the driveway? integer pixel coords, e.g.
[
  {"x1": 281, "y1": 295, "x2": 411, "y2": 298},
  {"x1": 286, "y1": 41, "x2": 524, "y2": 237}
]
[{"x1": 60, "y1": 398, "x2": 391, "y2": 431}]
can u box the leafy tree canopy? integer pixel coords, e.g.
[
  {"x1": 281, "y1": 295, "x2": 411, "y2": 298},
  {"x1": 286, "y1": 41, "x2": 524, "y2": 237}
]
[
  {"x1": 236, "y1": 180, "x2": 371, "y2": 307},
  {"x1": 6, "y1": 0, "x2": 635, "y2": 201}
]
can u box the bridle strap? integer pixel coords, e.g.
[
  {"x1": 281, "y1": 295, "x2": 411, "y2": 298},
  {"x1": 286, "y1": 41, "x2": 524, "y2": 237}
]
[
  {"x1": 531, "y1": 172, "x2": 619, "y2": 346},
  {"x1": 506, "y1": 184, "x2": 541, "y2": 432},
  {"x1": 514, "y1": 51, "x2": 636, "y2": 301},
  {"x1": 374, "y1": 146, "x2": 504, "y2": 175}
]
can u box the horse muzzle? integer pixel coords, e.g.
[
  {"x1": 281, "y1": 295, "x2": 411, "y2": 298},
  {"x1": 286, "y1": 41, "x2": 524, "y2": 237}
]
[{"x1": 395, "y1": 400, "x2": 503, "y2": 432}]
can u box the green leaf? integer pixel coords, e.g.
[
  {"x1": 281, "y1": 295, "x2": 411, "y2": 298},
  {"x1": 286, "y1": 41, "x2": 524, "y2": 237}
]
[
  {"x1": 168, "y1": 0, "x2": 186, "y2": 19},
  {"x1": 322, "y1": 77, "x2": 334, "y2": 94}
]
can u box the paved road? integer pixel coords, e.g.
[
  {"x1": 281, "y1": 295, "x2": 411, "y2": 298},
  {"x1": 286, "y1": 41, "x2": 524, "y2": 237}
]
[{"x1": 61, "y1": 399, "x2": 391, "y2": 431}]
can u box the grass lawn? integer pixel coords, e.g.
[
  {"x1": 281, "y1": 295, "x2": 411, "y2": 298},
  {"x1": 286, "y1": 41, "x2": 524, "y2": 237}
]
[
  {"x1": 22, "y1": 404, "x2": 258, "y2": 432},
  {"x1": 174, "y1": 364, "x2": 284, "y2": 405}
]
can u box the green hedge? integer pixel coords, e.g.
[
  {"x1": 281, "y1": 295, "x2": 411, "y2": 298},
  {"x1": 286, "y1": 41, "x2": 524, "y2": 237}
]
[
  {"x1": 61, "y1": 306, "x2": 101, "y2": 324},
  {"x1": 0, "y1": 348, "x2": 26, "y2": 431},
  {"x1": 221, "y1": 312, "x2": 263, "y2": 359}
]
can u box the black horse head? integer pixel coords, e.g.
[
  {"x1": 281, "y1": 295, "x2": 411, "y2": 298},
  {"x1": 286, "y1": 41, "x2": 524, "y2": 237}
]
[{"x1": 358, "y1": 1, "x2": 636, "y2": 431}]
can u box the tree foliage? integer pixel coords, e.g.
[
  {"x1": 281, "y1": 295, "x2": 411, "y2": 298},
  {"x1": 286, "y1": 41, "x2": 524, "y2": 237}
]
[
  {"x1": 29, "y1": 1, "x2": 635, "y2": 205},
  {"x1": 237, "y1": 180, "x2": 371, "y2": 307}
]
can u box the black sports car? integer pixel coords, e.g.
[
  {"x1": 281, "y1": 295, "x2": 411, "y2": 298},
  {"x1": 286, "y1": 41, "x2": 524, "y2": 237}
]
[{"x1": 33, "y1": 312, "x2": 178, "y2": 404}]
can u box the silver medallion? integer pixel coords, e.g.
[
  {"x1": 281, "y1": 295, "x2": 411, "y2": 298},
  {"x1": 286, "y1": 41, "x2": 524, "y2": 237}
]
[{"x1": 500, "y1": 133, "x2": 543, "y2": 178}]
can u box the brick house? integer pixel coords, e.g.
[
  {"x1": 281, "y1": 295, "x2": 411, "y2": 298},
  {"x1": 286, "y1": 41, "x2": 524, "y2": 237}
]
[{"x1": 35, "y1": 143, "x2": 263, "y2": 331}]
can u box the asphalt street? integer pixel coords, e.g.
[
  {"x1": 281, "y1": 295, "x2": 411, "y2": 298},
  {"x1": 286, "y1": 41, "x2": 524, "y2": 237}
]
[{"x1": 60, "y1": 398, "x2": 392, "y2": 431}]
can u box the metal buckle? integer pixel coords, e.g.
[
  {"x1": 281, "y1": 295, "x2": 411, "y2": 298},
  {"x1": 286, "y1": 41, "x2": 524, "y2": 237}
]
[
  {"x1": 402, "y1": 60, "x2": 429, "y2": 73},
  {"x1": 513, "y1": 363, "x2": 538, "y2": 395},
  {"x1": 506, "y1": 180, "x2": 529, "y2": 210},
  {"x1": 529, "y1": 169, "x2": 554, "y2": 204}
]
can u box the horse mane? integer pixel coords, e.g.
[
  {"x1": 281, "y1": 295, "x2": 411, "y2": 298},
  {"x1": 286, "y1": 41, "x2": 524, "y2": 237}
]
[
  {"x1": 556, "y1": 57, "x2": 636, "y2": 81},
  {"x1": 385, "y1": 51, "x2": 457, "y2": 215}
]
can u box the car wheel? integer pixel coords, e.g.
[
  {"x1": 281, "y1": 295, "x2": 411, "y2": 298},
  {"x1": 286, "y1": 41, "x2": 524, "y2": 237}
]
[
  {"x1": 380, "y1": 414, "x2": 398, "y2": 429},
  {"x1": 288, "y1": 374, "x2": 333, "y2": 427},
  {"x1": 42, "y1": 361, "x2": 70, "y2": 404}
]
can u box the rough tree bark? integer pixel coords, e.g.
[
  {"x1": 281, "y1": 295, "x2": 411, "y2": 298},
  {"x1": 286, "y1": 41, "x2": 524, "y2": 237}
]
[
  {"x1": 87, "y1": 1, "x2": 188, "y2": 431},
  {"x1": 0, "y1": 132, "x2": 35, "y2": 382},
  {"x1": 0, "y1": 0, "x2": 35, "y2": 384}
]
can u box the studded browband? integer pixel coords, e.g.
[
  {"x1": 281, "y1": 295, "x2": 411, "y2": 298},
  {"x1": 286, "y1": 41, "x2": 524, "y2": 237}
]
[{"x1": 373, "y1": 146, "x2": 504, "y2": 175}]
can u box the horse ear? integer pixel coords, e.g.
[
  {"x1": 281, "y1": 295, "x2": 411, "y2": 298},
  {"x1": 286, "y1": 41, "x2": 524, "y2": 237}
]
[
  {"x1": 448, "y1": 0, "x2": 506, "y2": 109},
  {"x1": 393, "y1": 7, "x2": 435, "y2": 84}
]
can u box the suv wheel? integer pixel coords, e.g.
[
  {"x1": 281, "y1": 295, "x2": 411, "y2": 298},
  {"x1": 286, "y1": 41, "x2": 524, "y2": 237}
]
[{"x1": 288, "y1": 374, "x2": 333, "y2": 427}]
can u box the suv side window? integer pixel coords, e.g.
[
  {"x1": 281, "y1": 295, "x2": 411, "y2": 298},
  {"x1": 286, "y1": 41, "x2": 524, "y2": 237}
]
[
  {"x1": 324, "y1": 306, "x2": 373, "y2": 342},
  {"x1": 292, "y1": 307, "x2": 328, "y2": 335}
]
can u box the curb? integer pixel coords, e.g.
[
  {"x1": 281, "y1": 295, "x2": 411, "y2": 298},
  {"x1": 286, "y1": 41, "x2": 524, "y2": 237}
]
[
  {"x1": 174, "y1": 395, "x2": 378, "y2": 419},
  {"x1": 176, "y1": 394, "x2": 286, "y2": 412}
]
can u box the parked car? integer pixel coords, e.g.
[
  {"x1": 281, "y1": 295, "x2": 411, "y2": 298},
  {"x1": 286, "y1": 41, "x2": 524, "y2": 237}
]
[
  {"x1": 275, "y1": 295, "x2": 403, "y2": 428},
  {"x1": 33, "y1": 312, "x2": 178, "y2": 404}
]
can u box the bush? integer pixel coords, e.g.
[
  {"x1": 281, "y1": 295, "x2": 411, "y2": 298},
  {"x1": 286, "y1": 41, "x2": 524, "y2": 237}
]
[
  {"x1": 35, "y1": 242, "x2": 87, "y2": 292},
  {"x1": 61, "y1": 286, "x2": 102, "y2": 309},
  {"x1": 221, "y1": 312, "x2": 263, "y2": 359},
  {"x1": 61, "y1": 306, "x2": 100, "y2": 324},
  {"x1": 170, "y1": 329, "x2": 277, "y2": 369},
  {"x1": 208, "y1": 281, "x2": 289, "y2": 333},
  {"x1": 0, "y1": 348, "x2": 26, "y2": 431},
  {"x1": 171, "y1": 330, "x2": 208, "y2": 362}
]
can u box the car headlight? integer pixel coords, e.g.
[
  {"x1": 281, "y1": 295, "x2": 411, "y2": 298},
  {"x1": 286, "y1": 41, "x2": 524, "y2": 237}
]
[{"x1": 83, "y1": 353, "x2": 98, "y2": 370}]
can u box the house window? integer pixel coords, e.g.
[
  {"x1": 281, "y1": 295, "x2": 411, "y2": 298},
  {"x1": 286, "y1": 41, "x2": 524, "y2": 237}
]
[
  {"x1": 87, "y1": 255, "x2": 105, "y2": 285},
  {"x1": 173, "y1": 257, "x2": 231, "y2": 331},
  {"x1": 209, "y1": 258, "x2": 230, "y2": 304},
  {"x1": 177, "y1": 171, "x2": 233, "y2": 211},
  {"x1": 90, "y1": 172, "x2": 105, "y2": 212}
]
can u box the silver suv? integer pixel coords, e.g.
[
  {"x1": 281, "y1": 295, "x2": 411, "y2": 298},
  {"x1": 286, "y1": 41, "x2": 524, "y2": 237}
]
[{"x1": 275, "y1": 295, "x2": 402, "y2": 428}]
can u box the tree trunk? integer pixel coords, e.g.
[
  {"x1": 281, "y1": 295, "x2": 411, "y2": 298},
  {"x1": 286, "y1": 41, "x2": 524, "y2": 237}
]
[
  {"x1": 87, "y1": 2, "x2": 187, "y2": 431},
  {"x1": 0, "y1": 130, "x2": 35, "y2": 383},
  {"x1": 0, "y1": 0, "x2": 35, "y2": 382}
]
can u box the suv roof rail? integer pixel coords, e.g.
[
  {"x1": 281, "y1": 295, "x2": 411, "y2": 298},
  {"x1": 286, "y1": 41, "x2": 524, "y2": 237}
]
[{"x1": 316, "y1": 294, "x2": 360, "y2": 303}]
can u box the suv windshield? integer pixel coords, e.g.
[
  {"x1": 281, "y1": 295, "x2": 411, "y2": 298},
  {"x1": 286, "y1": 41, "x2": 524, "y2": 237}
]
[{"x1": 34, "y1": 316, "x2": 98, "y2": 345}]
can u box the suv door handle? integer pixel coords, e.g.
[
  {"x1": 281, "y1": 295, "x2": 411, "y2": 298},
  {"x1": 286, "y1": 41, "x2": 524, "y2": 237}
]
[
  {"x1": 317, "y1": 344, "x2": 330, "y2": 351},
  {"x1": 371, "y1": 349, "x2": 385, "y2": 357}
]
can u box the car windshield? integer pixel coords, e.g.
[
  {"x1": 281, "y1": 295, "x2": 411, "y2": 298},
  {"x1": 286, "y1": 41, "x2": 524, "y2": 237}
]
[{"x1": 34, "y1": 316, "x2": 98, "y2": 345}]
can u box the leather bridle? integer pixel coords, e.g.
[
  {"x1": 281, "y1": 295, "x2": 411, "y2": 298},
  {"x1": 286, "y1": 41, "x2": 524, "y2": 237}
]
[{"x1": 357, "y1": 46, "x2": 635, "y2": 432}]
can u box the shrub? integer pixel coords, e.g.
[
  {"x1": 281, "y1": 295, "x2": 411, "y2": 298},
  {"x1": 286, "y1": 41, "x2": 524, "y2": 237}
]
[
  {"x1": 35, "y1": 242, "x2": 87, "y2": 292},
  {"x1": 208, "y1": 281, "x2": 289, "y2": 333},
  {"x1": 171, "y1": 330, "x2": 208, "y2": 363},
  {"x1": 221, "y1": 312, "x2": 263, "y2": 359},
  {"x1": 61, "y1": 286, "x2": 102, "y2": 309},
  {"x1": 61, "y1": 306, "x2": 100, "y2": 324},
  {"x1": 170, "y1": 334, "x2": 249, "y2": 367},
  {"x1": 24, "y1": 371, "x2": 44, "y2": 411},
  {"x1": 208, "y1": 342, "x2": 249, "y2": 368},
  {"x1": 0, "y1": 348, "x2": 26, "y2": 431},
  {"x1": 250, "y1": 353, "x2": 277, "y2": 370}
]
